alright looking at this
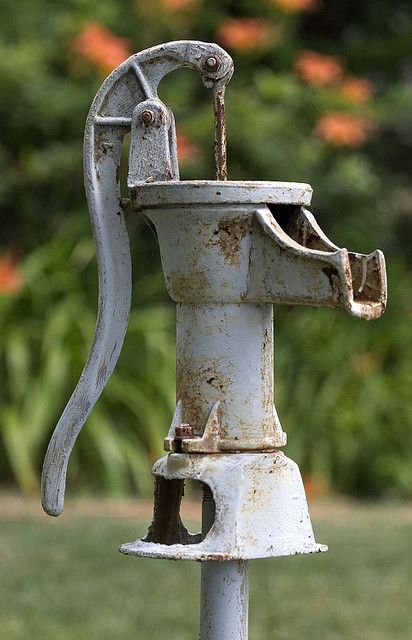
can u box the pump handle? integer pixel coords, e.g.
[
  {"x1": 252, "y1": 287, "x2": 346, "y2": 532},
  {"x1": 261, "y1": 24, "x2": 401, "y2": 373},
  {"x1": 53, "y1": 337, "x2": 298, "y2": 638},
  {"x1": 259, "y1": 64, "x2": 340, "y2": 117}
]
[{"x1": 41, "y1": 41, "x2": 234, "y2": 516}]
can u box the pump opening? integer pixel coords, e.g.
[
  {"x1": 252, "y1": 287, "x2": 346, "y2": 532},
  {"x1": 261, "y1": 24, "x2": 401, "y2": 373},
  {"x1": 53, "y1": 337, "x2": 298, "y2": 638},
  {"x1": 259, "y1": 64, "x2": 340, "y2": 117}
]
[
  {"x1": 143, "y1": 477, "x2": 215, "y2": 546},
  {"x1": 268, "y1": 204, "x2": 336, "y2": 252},
  {"x1": 181, "y1": 480, "x2": 216, "y2": 540}
]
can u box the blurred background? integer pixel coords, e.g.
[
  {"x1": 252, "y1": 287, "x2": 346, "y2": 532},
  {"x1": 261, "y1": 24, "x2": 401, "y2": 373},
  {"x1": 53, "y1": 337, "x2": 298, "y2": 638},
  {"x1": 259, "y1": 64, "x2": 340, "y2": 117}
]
[
  {"x1": 1, "y1": 0, "x2": 411, "y2": 501},
  {"x1": 0, "y1": 1, "x2": 411, "y2": 638}
]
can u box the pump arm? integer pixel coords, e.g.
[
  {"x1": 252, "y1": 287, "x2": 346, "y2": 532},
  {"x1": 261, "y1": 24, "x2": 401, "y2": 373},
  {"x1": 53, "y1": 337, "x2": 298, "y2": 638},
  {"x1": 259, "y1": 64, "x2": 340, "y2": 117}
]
[{"x1": 41, "y1": 41, "x2": 234, "y2": 517}]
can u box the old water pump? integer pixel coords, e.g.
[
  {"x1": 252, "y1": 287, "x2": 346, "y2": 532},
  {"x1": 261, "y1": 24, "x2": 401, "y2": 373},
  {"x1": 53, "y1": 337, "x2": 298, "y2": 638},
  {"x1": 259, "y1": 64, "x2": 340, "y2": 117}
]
[{"x1": 41, "y1": 41, "x2": 387, "y2": 639}]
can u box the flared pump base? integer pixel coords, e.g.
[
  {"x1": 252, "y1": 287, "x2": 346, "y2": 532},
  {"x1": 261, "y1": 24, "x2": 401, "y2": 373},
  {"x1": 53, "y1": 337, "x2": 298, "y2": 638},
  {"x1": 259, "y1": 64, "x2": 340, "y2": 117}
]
[{"x1": 119, "y1": 451, "x2": 326, "y2": 561}]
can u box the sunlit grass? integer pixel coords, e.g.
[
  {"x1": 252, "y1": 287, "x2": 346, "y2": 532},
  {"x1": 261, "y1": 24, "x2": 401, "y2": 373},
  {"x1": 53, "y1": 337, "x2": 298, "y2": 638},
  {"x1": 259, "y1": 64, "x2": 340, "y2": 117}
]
[{"x1": 0, "y1": 502, "x2": 411, "y2": 639}]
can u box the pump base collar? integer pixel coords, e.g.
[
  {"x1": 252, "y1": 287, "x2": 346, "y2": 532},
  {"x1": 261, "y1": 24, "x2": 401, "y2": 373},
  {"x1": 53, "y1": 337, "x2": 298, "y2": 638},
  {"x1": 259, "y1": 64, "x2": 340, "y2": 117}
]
[{"x1": 119, "y1": 452, "x2": 326, "y2": 561}]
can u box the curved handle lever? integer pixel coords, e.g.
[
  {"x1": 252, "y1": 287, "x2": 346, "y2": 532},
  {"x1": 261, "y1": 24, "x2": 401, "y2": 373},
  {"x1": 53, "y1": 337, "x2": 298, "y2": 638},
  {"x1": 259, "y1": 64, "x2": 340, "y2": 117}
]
[{"x1": 41, "y1": 41, "x2": 234, "y2": 516}]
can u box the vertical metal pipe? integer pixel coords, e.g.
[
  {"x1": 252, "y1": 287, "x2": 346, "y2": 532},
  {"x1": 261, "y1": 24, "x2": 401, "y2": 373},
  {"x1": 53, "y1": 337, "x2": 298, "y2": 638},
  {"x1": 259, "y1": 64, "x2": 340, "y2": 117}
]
[
  {"x1": 200, "y1": 560, "x2": 249, "y2": 640},
  {"x1": 200, "y1": 490, "x2": 249, "y2": 640}
]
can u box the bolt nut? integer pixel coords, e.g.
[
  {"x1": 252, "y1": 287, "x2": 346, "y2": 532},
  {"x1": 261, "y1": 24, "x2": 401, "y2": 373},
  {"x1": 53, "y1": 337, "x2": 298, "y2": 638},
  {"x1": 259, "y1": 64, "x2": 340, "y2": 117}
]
[
  {"x1": 175, "y1": 424, "x2": 194, "y2": 439},
  {"x1": 140, "y1": 109, "x2": 155, "y2": 126},
  {"x1": 203, "y1": 55, "x2": 221, "y2": 73}
]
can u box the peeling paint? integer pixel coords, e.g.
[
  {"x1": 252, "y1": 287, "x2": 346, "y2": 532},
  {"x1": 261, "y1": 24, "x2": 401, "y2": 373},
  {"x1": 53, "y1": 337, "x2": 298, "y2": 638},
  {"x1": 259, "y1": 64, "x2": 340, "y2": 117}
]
[
  {"x1": 216, "y1": 215, "x2": 250, "y2": 267},
  {"x1": 120, "y1": 452, "x2": 327, "y2": 561}
]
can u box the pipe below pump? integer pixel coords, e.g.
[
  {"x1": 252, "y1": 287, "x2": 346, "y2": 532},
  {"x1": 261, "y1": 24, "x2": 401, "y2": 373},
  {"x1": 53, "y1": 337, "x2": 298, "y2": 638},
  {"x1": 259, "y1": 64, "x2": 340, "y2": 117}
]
[{"x1": 200, "y1": 489, "x2": 249, "y2": 640}]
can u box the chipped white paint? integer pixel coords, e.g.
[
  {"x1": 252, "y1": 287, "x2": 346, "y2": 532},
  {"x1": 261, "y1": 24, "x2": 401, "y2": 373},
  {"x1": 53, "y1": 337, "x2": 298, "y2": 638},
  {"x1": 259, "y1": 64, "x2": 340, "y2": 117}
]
[
  {"x1": 129, "y1": 180, "x2": 313, "y2": 208},
  {"x1": 200, "y1": 560, "x2": 249, "y2": 640},
  {"x1": 120, "y1": 452, "x2": 326, "y2": 561}
]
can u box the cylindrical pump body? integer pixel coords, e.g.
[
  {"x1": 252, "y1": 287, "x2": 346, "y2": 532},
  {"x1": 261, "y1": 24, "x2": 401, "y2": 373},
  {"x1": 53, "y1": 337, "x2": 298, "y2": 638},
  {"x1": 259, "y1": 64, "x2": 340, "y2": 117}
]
[
  {"x1": 145, "y1": 191, "x2": 292, "y2": 450},
  {"x1": 176, "y1": 302, "x2": 279, "y2": 450}
]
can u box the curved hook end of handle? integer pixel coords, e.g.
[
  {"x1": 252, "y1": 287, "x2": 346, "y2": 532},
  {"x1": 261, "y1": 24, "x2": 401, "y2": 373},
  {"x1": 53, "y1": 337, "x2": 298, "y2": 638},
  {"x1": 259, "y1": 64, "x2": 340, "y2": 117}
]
[
  {"x1": 41, "y1": 441, "x2": 68, "y2": 516},
  {"x1": 41, "y1": 493, "x2": 64, "y2": 517}
]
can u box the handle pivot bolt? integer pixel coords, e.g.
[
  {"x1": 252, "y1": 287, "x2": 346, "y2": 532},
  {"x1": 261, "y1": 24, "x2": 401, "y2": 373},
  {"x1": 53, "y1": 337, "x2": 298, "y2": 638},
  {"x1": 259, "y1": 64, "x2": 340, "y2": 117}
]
[
  {"x1": 203, "y1": 56, "x2": 221, "y2": 72},
  {"x1": 140, "y1": 109, "x2": 156, "y2": 126}
]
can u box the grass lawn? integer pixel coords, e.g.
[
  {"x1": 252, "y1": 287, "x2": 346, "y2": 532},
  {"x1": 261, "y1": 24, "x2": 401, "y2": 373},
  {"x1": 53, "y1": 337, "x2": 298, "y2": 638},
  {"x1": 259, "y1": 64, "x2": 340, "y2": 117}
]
[{"x1": 0, "y1": 499, "x2": 411, "y2": 639}]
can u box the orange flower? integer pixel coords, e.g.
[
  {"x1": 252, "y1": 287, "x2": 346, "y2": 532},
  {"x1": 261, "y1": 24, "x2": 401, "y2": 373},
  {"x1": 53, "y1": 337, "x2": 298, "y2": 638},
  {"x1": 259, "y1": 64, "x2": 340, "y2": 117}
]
[
  {"x1": 294, "y1": 50, "x2": 344, "y2": 87},
  {"x1": 340, "y1": 76, "x2": 374, "y2": 103},
  {"x1": 160, "y1": 0, "x2": 197, "y2": 9},
  {"x1": 351, "y1": 351, "x2": 382, "y2": 376},
  {"x1": 0, "y1": 252, "x2": 23, "y2": 295},
  {"x1": 272, "y1": 0, "x2": 319, "y2": 12},
  {"x1": 72, "y1": 22, "x2": 131, "y2": 75},
  {"x1": 315, "y1": 112, "x2": 372, "y2": 147},
  {"x1": 217, "y1": 18, "x2": 272, "y2": 53},
  {"x1": 176, "y1": 127, "x2": 200, "y2": 164},
  {"x1": 303, "y1": 474, "x2": 327, "y2": 501}
]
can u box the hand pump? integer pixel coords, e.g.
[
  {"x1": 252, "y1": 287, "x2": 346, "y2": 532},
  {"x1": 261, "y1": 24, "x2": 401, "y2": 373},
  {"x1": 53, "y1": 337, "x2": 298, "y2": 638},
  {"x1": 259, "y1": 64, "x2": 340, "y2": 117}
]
[{"x1": 41, "y1": 40, "x2": 387, "y2": 640}]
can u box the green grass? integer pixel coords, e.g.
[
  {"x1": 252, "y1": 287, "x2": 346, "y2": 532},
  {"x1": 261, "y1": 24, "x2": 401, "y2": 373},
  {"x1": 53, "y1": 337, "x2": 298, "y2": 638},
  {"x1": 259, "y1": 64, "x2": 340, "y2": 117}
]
[{"x1": 0, "y1": 504, "x2": 411, "y2": 639}]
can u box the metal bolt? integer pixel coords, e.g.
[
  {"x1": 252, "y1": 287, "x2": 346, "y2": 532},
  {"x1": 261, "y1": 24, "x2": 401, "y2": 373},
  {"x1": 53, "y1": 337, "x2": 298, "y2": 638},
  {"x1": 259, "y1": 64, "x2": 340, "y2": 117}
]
[
  {"x1": 175, "y1": 423, "x2": 194, "y2": 439},
  {"x1": 140, "y1": 109, "x2": 155, "y2": 126},
  {"x1": 203, "y1": 55, "x2": 221, "y2": 73}
]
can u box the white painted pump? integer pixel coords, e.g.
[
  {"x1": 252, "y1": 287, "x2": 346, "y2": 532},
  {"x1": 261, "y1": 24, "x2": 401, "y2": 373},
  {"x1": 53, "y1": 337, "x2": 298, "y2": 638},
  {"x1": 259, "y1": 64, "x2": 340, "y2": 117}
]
[{"x1": 41, "y1": 41, "x2": 387, "y2": 640}]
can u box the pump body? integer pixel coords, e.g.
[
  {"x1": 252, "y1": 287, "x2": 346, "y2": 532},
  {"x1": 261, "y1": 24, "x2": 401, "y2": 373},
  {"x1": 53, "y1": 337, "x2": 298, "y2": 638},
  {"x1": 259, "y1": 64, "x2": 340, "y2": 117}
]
[{"x1": 41, "y1": 41, "x2": 386, "y2": 568}]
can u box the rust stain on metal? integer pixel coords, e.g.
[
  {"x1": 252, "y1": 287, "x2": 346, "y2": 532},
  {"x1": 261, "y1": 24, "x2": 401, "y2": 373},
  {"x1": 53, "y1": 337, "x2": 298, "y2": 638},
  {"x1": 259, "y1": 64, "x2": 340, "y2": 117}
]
[
  {"x1": 202, "y1": 55, "x2": 221, "y2": 74},
  {"x1": 216, "y1": 216, "x2": 250, "y2": 267},
  {"x1": 287, "y1": 206, "x2": 327, "y2": 251},
  {"x1": 322, "y1": 265, "x2": 341, "y2": 301},
  {"x1": 166, "y1": 270, "x2": 209, "y2": 301},
  {"x1": 260, "y1": 327, "x2": 274, "y2": 434},
  {"x1": 349, "y1": 252, "x2": 383, "y2": 304},
  {"x1": 175, "y1": 424, "x2": 194, "y2": 439},
  {"x1": 120, "y1": 451, "x2": 326, "y2": 560},
  {"x1": 213, "y1": 82, "x2": 227, "y2": 181},
  {"x1": 180, "y1": 402, "x2": 223, "y2": 454},
  {"x1": 176, "y1": 356, "x2": 231, "y2": 437},
  {"x1": 176, "y1": 356, "x2": 209, "y2": 433},
  {"x1": 97, "y1": 361, "x2": 108, "y2": 386},
  {"x1": 174, "y1": 423, "x2": 194, "y2": 452}
]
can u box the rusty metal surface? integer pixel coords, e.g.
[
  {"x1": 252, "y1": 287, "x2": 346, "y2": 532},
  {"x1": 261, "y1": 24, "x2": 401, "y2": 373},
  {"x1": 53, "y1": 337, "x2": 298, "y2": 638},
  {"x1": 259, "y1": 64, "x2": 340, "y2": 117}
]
[
  {"x1": 129, "y1": 182, "x2": 385, "y2": 322},
  {"x1": 213, "y1": 83, "x2": 228, "y2": 181},
  {"x1": 119, "y1": 452, "x2": 326, "y2": 561},
  {"x1": 164, "y1": 303, "x2": 286, "y2": 453},
  {"x1": 142, "y1": 198, "x2": 386, "y2": 315},
  {"x1": 252, "y1": 207, "x2": 386, "y2": 319}
]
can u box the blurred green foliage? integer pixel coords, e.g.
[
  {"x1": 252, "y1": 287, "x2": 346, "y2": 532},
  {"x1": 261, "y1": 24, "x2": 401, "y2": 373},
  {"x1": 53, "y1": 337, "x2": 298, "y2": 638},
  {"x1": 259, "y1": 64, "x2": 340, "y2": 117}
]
[
  {"x1": 1, "y1": 506, "x2": 411, "y2": 639},
  {"x1": 0, "y1": 232, "x2": 175, "y2": 497},
  {"x1": 0, "y1": 0, "x2": 411, "y2": 498}
]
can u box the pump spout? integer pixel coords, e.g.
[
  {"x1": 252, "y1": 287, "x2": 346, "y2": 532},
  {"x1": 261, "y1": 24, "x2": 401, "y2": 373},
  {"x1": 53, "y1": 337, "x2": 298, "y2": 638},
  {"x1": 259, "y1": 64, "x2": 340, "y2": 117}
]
[{"x1": 249, "y1": 206, "x2": 386, "y2": 320}]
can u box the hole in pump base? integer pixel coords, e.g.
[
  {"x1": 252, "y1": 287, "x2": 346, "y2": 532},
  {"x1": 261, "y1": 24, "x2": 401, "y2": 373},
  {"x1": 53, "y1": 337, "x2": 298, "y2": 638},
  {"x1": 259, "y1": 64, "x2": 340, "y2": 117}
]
[{"x1": 143, "y1": 478, "x2": 215, "y2": 546}]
